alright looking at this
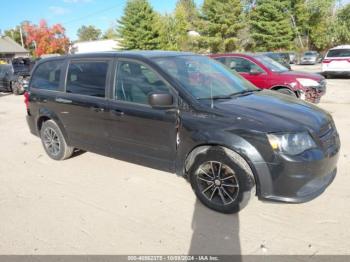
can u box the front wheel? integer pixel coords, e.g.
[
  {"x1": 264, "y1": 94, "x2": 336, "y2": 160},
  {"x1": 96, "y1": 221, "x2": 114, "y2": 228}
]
[
  {"x1": 40, "y1": 120, "x2": 74, "y2": 160},
  {"x1": 188, "y1": 147, "x2": 255, "y2": 213}
]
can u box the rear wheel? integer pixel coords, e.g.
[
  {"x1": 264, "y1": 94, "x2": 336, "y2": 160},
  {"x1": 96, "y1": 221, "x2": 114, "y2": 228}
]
[
  {"x1": 40, "y1": 120, "x2": 74, "y2": 160},
  {"x1": 189, "y1": 147, "x2": 255, "y2": 213}
]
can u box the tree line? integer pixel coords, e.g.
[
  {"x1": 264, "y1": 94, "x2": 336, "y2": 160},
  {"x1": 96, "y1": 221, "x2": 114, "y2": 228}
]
[
  {"x1": 3, "y1": 0, "x2": 350, "y2": 56},
  {"x1": 116, "y1": 0, "x2": 350, "y2": 53}
]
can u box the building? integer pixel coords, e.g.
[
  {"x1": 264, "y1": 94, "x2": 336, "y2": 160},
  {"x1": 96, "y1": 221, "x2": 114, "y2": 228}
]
[
  {"x1": 70, "y1": 39, "x2": 121, "y2": 54},
  {"x1": 0, "y1": 36, "x2": 29, "y2": 60}
]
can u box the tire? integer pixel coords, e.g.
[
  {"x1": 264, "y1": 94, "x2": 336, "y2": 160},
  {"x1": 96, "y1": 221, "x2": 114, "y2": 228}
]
[
  {"x1": 276, "y1": 88, "x2": 296, "y2": 96},
  {"x1": 40, "y1": 120, "x2": 74, "y2": 160},
  {"x1": 188, "y1": 146, "x2": 255, "y2": 214}
]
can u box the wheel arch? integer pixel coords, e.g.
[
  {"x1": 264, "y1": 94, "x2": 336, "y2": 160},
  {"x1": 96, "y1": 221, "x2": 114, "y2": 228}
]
[
  {"x1": 36, "y1": 109, "x2": 71, "y2": 145},
  {"x1": 271, "y1": 85, "x2": 299, "y2": 96},
  {"x1": 182, "y1": 143, "x2": 260, "y2": 194},
  {"x1": 184, "y1": 144, "x2": 257, "y2": 210}
]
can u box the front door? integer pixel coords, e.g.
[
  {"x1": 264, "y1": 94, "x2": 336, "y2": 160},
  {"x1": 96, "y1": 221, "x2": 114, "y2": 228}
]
[{"x1": 108, "y1": 59, "x2": 178, "y2": 171}]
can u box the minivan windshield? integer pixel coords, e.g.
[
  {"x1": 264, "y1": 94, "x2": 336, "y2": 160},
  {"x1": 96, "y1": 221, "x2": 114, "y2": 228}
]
[
  {"x1": 152, "y1": 55, "x2": 257, "y2": 100},
  {"x1": 254, "y1": 55, "x2": 288, "y2": 73},
  {"x1": 327, "y1": 49, "x2": 350, "y2": 57}
]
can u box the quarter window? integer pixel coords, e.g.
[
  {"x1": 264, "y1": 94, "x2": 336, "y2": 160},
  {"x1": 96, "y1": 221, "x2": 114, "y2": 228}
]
[
  {"x1": 115, "y1": 61, "x2": 171, "y2": 105},
  {"x1": 66, "y1": 61, "x2": 109, "y2": 97},
  {"x1": 30, "y1": 60, "x2": 63, "y2": 90}
]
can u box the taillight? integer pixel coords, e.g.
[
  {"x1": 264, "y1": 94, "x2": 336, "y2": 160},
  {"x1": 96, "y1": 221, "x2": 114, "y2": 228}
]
[
  {"x1": 24, "y1": 91, "x2": 29, "y2": 110},
  {"x1": 322, "y1": 59, "x2": 331, "y2": 63}
]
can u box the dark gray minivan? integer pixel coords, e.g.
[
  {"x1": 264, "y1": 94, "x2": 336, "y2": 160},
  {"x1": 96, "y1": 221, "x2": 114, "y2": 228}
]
[{"x1": 25, "y1": 51, "x2": 340, "y2": 213}]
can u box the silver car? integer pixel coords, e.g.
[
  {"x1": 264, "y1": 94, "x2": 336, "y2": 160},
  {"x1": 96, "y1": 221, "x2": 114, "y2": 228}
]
[{"x1": 300, "y1": 51, "x2": 322, "y2": 65}]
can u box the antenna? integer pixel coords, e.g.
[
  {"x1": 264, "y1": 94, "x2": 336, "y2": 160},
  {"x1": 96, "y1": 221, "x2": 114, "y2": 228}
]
[{"x1": 210, "y1": 80, "x2": 214, "y2": 109}]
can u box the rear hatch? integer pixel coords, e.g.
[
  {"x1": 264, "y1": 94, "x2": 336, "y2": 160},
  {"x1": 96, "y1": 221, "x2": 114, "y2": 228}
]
[{"x1": 323, "y1": 48, "x2": 350, "y2": 71}]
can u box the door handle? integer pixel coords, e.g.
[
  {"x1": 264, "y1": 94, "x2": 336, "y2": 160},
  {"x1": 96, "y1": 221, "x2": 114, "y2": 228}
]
[
  {"x1": 55, "y1": 98, "x2": 72, "y2": 104},
  {"x1": 111, "y1": 109, "x2": 124, "y2": 116}
]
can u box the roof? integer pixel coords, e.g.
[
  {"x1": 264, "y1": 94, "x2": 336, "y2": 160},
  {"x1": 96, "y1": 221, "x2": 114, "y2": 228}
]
[
  {"x1": 330, "y1": 45, "x2": 350, "y2": 50},
  {"x1": 0, "y1": 36, "x2": 29, "y2": 54},
  {"x1": 41, "y1": 50, "x2": 195, "y2": 62}
]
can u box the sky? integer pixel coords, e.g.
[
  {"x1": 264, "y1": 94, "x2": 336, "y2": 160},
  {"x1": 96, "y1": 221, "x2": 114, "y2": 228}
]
[
  {"x1": 0, "y1": 0, "x2": 349, "y2": 41},
  {"x1": 0, "y1": 0, "x2": 202, "y2": 41}
]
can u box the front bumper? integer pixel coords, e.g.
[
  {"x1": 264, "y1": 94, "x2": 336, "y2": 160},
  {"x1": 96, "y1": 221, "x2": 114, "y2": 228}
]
[
  {"x1": 252, "y1": 124, "x2": 340, "y2": 203},
  {"x1": 299, "y1": 80, "x2": 326, "y2": 104}
]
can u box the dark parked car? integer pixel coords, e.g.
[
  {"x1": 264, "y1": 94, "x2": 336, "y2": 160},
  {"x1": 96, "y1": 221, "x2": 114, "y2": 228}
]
[
  {"x1": 0, "y1": 58, "x2": 34, "y2": 95},
  {"x1": 263, "y1": 52, "x2": 291, "y2": 70},
  {"x1": 211, "y1": 53, "x2": 326, "y2": 103},
  {"x1": 25, "y1": 52, "x2": 340, "y2": 213},
  {"x1": 0, "y1": 64, "x2": 14, "y2": 92}
]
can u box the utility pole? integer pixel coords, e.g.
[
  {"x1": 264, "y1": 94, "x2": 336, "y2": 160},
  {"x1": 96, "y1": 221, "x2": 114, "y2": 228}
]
[
  {"x1": 290, "y1": 14, "x2": 304, "y2": 49},
  {"x1": 19, "y1": 26, "x2": 24, "y2": 47}
]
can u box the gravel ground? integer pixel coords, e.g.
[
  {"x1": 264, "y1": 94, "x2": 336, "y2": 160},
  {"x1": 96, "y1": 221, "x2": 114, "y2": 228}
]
[{"x1": 0, "y1": 64, "x2": 349, "y2": 255}]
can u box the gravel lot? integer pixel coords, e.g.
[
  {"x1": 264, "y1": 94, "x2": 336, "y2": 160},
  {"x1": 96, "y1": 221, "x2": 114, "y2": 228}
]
[{"x1": 0, "y1": 64, "x2": 349, "y2": 255}]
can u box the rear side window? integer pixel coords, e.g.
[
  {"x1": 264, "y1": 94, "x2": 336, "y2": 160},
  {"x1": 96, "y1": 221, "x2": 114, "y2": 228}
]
[
  {"x1": 215, "y1": 57, "x2": 264, "y2": 73},
  {"x1": 327, "y1": 49, "x2": 350, "y2": 57},
  {"x1": 66, "y1": 61, "x2": 109, "y2": 97},
  {"x1": 30, "y1": 60, "x2": 63, "y2": 90}
]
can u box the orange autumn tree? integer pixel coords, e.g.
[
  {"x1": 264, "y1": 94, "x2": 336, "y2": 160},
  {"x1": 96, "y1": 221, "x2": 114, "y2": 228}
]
[{"x1": 24, "y1": 20, "x2": 70, "y2": 57}]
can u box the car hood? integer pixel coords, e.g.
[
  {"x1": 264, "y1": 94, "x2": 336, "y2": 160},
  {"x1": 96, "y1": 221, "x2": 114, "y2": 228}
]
[
  {"x1": 212, "y1": 90, "x2": 331, "y2": 133},
  {"x1": 279, "y1": 70, "x2": 324, "y2": 81}
]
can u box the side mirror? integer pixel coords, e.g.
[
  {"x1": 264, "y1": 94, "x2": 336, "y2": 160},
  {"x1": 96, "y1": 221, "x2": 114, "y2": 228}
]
[
  {"x1": 148, "y1": 92, "x2": 174, "y2": 108},
  {"x1": 249, "y1": 68, "x2": 262, "y2": 75}
]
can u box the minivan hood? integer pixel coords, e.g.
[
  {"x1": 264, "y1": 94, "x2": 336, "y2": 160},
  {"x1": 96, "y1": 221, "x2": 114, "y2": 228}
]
[
  {"x1": 213, "y1": 90, "x2": 331, "y2": 133},
  {"x1": 279, "y1": 70, "x2": 324, "y2": 81}
]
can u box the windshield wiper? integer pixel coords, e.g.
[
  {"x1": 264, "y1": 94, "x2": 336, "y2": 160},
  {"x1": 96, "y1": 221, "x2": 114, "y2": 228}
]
[
  {"x1": 197, "y1": 89, "x2": 261, "y2": 100},
  {"x1": 197, "y1": 95, "x2": 233, "y2": 100},
  {"x1": 229, "y1": 89, "x2": 261, "y2": 96}
]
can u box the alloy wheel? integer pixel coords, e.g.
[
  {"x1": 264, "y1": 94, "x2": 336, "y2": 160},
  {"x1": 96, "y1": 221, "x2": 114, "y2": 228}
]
[
  {"x1": 196, "y1": 161, "x2": 239, "y2": 206},
  {"x1": 42, "y1": 127, "x2": 60, "y2": 156}
]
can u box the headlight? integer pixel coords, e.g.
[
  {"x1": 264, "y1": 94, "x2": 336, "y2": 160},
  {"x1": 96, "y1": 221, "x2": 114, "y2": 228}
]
[
  {"x1": 267, "y1": 132, "x2": 316, "y2": 155},
  {"x1": 297, "y1": 78, "x2": 319, "y2": 87}
]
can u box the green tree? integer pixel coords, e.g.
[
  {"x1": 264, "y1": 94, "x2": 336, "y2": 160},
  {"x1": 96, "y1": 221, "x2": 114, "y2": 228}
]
[
  {"x1": 333, "y1": 4, "x2": 350, "y2": 45},
  {"x1": 250, "y1": 0, "x2": 294, "y2": 51},
  {"x1": 102, "y1": 27, "x2": 118, "y2": 40},
  {"x1": 4, "y1": 27, "x2": 23, "y2": 46},
  {"x1": 77, "y1": 25, "x2": 102, "y2": 41},
  {"x1": 158, "y1": 14, "x2": 178, "y2": 50},
  {"x1": 117, "y1": 0, "x2": 160, "y2": 50},
  {"x1": 290, "y1": 0, "x2": 310, "y2": 49},
  {"x1": 199, "y1": 0, "x2": 244, "y2": 53},
  {"x1": 172, "y1": 0, "x2": 199, "y2": 50},
  {"x1": 307, "y1": 0, "x2": 335, "y2": 50}
]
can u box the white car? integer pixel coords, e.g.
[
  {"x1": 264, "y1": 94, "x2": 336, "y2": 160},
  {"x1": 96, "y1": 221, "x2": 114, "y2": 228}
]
[{"x1": 322, "y1": 45, "x2": 350, "y2": 78}]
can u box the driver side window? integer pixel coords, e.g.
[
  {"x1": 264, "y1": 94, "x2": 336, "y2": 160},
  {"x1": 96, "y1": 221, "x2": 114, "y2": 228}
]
[
  {"x1": 115, "y1": 61, "x2": 170, "y2": 105},
  {"x1": 220, "y1": 57, "x2": 264, "y2": 74}
]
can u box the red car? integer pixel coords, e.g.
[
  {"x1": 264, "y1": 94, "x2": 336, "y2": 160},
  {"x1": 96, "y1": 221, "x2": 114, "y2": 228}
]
[{"x1": 210, "y1": 53, "x2": 326, "y2": 103}]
